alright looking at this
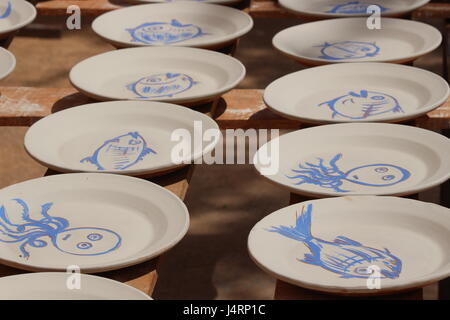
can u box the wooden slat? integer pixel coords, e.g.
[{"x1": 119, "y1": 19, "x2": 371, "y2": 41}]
[
  {"x1": 274, "y1": 280, "x2": 423, "y2": 300},
  {"x1": 0, "y1": 87, "x2": 449, "y2": 129},
  {"x1": 37, "y1": 0, "x2": 123, "y2": 16},
  {"x1": 35, "y1": 0, "x2": 450, "y2": 19}
]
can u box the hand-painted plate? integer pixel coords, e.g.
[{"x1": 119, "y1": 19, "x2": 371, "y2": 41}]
[
  {"x1": 130, "y1": 0, "x2": 242, "y2": 5},
  {"x1": 0, "y1": 47, "x2": 15, "y2": 79},
  {"x1": 0, "y1": 273, "x2": 152, "y2": 300},
  {"x1": 273, "y1": 18, "x2": 441, "y2": 65},
  {"x1": 279, "y1": 0, "x2": 430, "y2": 18},
  {"x1": 25, "y1": 101, "x2": 219, "y2": 176},
  {"x1": 0, "y1": 0, "x2": 36, "y2": 37},
  {"x1": 0, "y1": 173, "x2": 189, "y2": 272},
  {"x1": 92, "y1": 2, "x2": 253, "y2": 49},
  {"x1": 264, "y1": 63, "x2": 449, "y2": 124},
  {"x1": 69, "y1": 46, "x2": 245, "y2": 105},
  {"x1": 253, "y1": 123, "x2": 450, "y2": 197},
  {"x1": 248, "y1": 196, "x2": 450, "y2": 295}
]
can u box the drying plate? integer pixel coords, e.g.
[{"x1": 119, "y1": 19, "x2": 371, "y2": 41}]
[
  {"x1": 273, "y1": 18, "x2": 441, "y2": 65},
  {"x1": 249, "y1": 196, "x2": 450, "y2": 295},
  {"x1": 253, "y1": 123, "x2": 450, "y2": 197},
  {"x1": 92, "y1": 2, "x2": 253, "y2": 49},
  {"x1": 0, "y1": 272, "x2": 152, "y2": 300},
  {"x1": 0, "y1": 173, "x2": 189, "y2": 273},
  {"x1": 25, "y1": 101, "x2": 219, "y2": 176},
  {"x1": 278, "y1": 0, "x2": 430, "y2": 18},
  {"x1": 69, "y1": 46, "x2": 245, "y2": 105},
  {"x1": 264, "y1": 63, "x2": 449, "y2": 123}
]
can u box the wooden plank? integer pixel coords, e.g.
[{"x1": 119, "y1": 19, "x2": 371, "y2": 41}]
[
  {"x1": 274, "y1": 281, "x2": 423, "y2": 300},
  {"x1": 1, "y1": 87, "x2": 449, "y2": 129},
  {"x1": 37, "y1": 0, "x2": 123, "y2": 16},
  {"x1": 35, "y1": 1, "x2": 450, "y2": 19}
]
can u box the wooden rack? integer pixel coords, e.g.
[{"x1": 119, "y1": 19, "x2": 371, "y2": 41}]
[{"x1": 2, "y1": 0, "x2": 450, "y2": 300}]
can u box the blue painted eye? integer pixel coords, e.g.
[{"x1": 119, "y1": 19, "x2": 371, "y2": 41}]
[
  {"x1": 354, "y1": 267, "x2": 374, "y2": 275},
  {"x1": 77, "y1": 242, "x2": 93, "y2": 250},
  {"x1": 128, "y1": 139, "x2": 141, "y2": 145},
  {"x1": 371, "y1": 96, "x2": 385, "y2": 100},
  {"x1": 375, "y1": 167, "x2": 388, "y2": 173},
  {"x1": 382, "y1": 175, "x2": 395, "y2": 181},
  {"x1": 87, "y1": 233, "x2": 103, "y2": 241},
  {"x1": 361, "y1": 47, "x2": 370, "y2": 51}
]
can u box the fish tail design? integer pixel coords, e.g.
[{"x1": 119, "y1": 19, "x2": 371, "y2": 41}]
[{"x1": 268, "y1": 204, "x2": 313, "y2": 243}]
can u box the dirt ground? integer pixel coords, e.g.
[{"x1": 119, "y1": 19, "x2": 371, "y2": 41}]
[{"x1": 0, "y1": 16, "x2": 444, "y2": 299}]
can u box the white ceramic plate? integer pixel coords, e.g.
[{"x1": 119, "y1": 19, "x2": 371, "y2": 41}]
[
  {"x1": 279, "y1": 0, "x2": 430, "y2": 18},
  {"x1": 273, "y1": 18, "x2": 441, "y2": 65},
  {"x1": 264, "y1": 63, "x2": 449, "y2": 124},
  {"x1": 130, "y1": 0, "x2": 242, "y2": 5},
  {"x1": 0, "y1": 173, "x2": 189, "y2": 272},
  {"x1": 0, "y1": 0, "x2": 36, "y2": 37},
  {"x1": 69, "y1": 46, "x2": 245, "y2": 104},
  {"x1": 0, "y1": 272, "x2": 152, "y2": 300},
  {"x1": 0, "y1": 47, "x2": 15, "y2": 79},
  {"x1": 253, "y1": 123, "x2": 450, "y2": 197},
  {"x1": 248, "y1": 196, "x2": 450, "y2": 295},
  {"x1": 25, "y1": 101, "x2": 219, "y2": 176},
  {"x1": 92, "y1": 2, "x2": 253, "y2": 49}
]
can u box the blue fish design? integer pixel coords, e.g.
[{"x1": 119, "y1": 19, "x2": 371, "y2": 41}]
[
  {"x1": 127, "y1": 73, "x2": 198, "y2": 99},
  {"x1": 268, "y1": 204, "x2": 402, "y2": 279},
  {"x1": 0, "y1": 198, "x2": 121, "y2": 258},
  {"x1": 319, "y1": 90, "x2": 403, "y2": 119},
  {"x1": 81, "y1": 132, "x2": 156, "y2": 171},
  {"x1": 327, "y1": 1, "x2": 388, "y2": 14},
  {"x1": 287, "y1": 153, "x2": 410, "y2": 193},
  {"x1": 127, "y1": 19, "x2": 207, "y2": 45},
  {"x1": 0, "y1": 0, "x2": 11, "y2": 19},
  {"x1": 318, "y1": 41, "x2": 380, "y2": 60}
]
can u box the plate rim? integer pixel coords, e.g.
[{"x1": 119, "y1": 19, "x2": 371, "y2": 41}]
[
  {"x1": 253, "y1": 122, "x2": 450, "y2": 197},
  {"x1": 24, "y1": 100, "x2": 220, "y2": 176},
  {"x1": 91, "y1": 2, "x2": 254, "y2": 49},
  {"x1": 0, "y1": 47, "x2": 15, "y2": 80},
  {"x1": 0, "y1": 0, "x2": 37, "y2": 36},
  {"x1": 69, "y1": 46, "x2": 246, "y2": 104},
  {"x1": 272, "y1": 17, "x2": 442, "y2": 64},
  {"x1": 263, "y1": 62, "x2": 450, "y2": 124},
  {"x1": 248, "y1": 195, "x2": 450, "y2": 295},
  {"x1": 0, "y1": 272, "x2": 153, "y2": 299},
  {"x1": 0, "y1": 173, "x2": 190, "y2": 273},
  {"x1": 278, "y1": 0, "x2": 430, "y2": 18}
]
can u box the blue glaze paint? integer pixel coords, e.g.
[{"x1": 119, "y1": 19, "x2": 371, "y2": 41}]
[
  {"x1": 127, "y1": 19, "x2": 207, "y2": 45},
  {"x1": 0, "y1": 0, "x2": 11, "y2": 19},
  {"x1": 127, "y1": 72, "x2": 198, "y2": 99},
  {"x1": 81, "y1": 132, "x2": 156, "y2": 171},
  {"x1": 327, "y1": 1, "x2": 388, "y2": 14},
  {"x1": 318, "y1": 41, "x2": 380, "y2": 60},
  {"x1": 319, "y1": 90, "x2": 403, "y2": 119},
  {"x1": 0, "y1": 199, "x2": 121, "y2": 258},
  {"x1": 268, "y1": 204, "x2": 402, "y2": 279},
  {"x1": 287, "y1": 153, "x2": 410, "y2": 192}
]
